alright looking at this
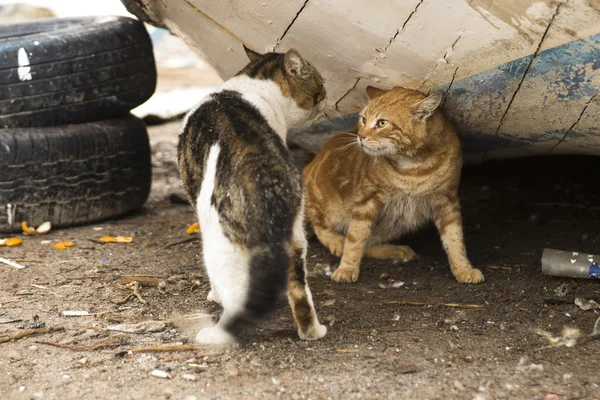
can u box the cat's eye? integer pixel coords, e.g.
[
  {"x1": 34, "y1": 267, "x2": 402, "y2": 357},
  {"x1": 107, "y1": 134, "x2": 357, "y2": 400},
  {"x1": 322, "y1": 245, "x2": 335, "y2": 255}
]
[
  {"x1": 360, "y1": 116, "x2": 366, "y2": 124},
  {"x1": 376, "y1": 119, "x2": 388, "y2": 128}
]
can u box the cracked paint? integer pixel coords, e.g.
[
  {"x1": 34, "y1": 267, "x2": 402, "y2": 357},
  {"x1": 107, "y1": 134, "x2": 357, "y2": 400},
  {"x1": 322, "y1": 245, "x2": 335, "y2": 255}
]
[
  {"x1": 334, "y1": 76, "x2": 362, "y2": 110},
  {"x1": 482, "y1": 1, "x2": 563, "y2": 161},
  {"x1": 134, "y1": 0, "x2": 600, "y2": 161},
  {"x1": 441, "y1": 67, "x2": 459, "y2": 107},
  {"x1": 272, "y1": 0, "x2": 310, "y2": 51},
  {"x1": 550, "y1": 92, "x2": 598, "y2": 152}
]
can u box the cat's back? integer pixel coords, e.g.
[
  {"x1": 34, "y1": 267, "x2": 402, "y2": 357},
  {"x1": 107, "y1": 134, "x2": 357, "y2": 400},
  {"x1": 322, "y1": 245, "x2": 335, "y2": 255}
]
[{"x1": 178, "y1": 90, "x2": 301, "y2": 244}]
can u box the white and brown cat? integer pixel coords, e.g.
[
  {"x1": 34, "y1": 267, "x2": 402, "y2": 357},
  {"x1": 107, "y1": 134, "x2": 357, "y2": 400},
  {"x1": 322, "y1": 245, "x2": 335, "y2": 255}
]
[
  {"x1": 178, "y1": 46, "x2": 328, "y2": 344},
  {"x1": 303, "y1": 86, "x2": 484, "y2": 284}
]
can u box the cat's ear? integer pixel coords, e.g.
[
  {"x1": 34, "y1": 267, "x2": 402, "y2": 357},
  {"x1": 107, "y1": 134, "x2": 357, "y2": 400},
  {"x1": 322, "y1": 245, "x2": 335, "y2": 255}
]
[
  {"x1": 411, "y1": 91, "x2": 443, "y2": 120},
  {"x1": 283, "y1": 49, "x2": 306, "y2": 77},
  {"x1": 243, "y1": 45, "x2": 261, "y2": 62},
  {"x1": 366, "y1": 86, "x2": 387, "y2": 100}
]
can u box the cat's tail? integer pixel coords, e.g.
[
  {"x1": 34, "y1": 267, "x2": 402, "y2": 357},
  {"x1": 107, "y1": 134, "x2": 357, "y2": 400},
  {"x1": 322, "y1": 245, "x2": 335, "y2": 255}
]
[{"x1": 223, "y1": 243, "x2": 289, "y2": 339}]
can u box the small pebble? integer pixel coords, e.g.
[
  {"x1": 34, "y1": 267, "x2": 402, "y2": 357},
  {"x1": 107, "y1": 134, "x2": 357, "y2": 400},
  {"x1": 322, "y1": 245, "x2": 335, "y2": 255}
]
[
  {"x1": 182, "y1": 374, "x2": 197, "y2": 381},
  {"x1": 379, "y1": 273, "x2": 390, "y2": 280},
  {"x1": 7, "y1": 350, "x2": 23, "y2": 361},
  {"x1": 150, "y1": 369, "x2": 171, "y2": 379}
]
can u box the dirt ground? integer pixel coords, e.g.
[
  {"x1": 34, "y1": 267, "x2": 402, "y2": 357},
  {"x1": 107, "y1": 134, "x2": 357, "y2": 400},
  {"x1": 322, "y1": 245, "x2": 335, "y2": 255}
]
[{"x1": 2, "y1": 67, "x2": 600, "y2": 399}]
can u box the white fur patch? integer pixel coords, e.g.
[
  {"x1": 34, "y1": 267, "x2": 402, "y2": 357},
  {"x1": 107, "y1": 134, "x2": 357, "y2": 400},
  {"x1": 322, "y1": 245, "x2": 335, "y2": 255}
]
[
  {"x1": 181, "y1": 75, "x2": 318, "y2": 143},
  {"x1": 221, "y1": 75, "x2": 312, "y2": 139},
  {"x1": 196, "y1": 144, "x2": 250, "y2": 339}
]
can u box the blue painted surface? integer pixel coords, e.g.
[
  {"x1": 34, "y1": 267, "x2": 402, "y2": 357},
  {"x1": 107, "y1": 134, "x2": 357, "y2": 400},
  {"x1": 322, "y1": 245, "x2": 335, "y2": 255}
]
[{"x1": 439, "y1": 33, "x2": 600, "y2": 158}]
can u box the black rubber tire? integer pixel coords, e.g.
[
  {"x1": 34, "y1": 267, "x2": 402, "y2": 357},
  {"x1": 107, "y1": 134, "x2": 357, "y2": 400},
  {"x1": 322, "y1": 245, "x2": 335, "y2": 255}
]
[
  {"x1": 0, "y1": 115, "x2": 152, "y2": 233},
  {"x1": 0, "y1": 16, "x2": 156, "y2": 128}
]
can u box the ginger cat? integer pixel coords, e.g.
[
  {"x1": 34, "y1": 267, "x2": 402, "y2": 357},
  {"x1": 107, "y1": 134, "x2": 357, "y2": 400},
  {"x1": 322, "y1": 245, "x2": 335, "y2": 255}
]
[{"x1": 303, "y1": 86, "x2": 484, "y2": 284}]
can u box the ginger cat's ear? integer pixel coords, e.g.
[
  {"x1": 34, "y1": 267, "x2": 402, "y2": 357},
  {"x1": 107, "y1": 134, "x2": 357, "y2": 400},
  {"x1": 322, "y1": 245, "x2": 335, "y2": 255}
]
[
  {"x1": 243, "y1": 45, "x2": 261, "y2": 62},
  {"x1": 411, "y1": 91, "x2": 443, "y2": 120},
  {"x1": 283, "y1": 48, "x2": 306, "y2": 77},
  {"x1": 366, "y1": 86, "x2": 387, "y2": 100}
]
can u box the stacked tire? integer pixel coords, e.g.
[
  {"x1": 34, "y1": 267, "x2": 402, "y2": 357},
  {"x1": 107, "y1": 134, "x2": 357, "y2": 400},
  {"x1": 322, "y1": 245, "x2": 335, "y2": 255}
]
[{"x1": 0, "y1": 16, "x2": 156, "y2": 232}]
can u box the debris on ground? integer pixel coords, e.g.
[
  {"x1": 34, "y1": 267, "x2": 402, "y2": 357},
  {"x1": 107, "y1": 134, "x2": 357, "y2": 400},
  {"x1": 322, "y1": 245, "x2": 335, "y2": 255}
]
[
  {"x1": 182, "y1": 374, "x2": 197, "y2": 381},
  {"x1": 553, "y1": 283, "x2": 569, "y2": 298},
  {"x1": 537, "y1": 327, "x2": 582, "y2": 348},
  {"x1": 61, "y1": 311, "x2": 106, "y2": 317},
  {"x1": 98, "y1": 236, "x2": 134, "y2": 243},
  {"x1": 119, "y1": 275, "x2": 165, "y2": 287},
  {"x1": 516, "y1": 356, "x2": 544, "y2": 372},
  {"x1": 0, "y1": 257, "x2": 26, "y2": 269},
  {"x1": 574, "y1": 297, "x2": 600, "y2": 311},
  {"x1": 0, "y1": 238, "x2": 23, "y2": 246},
  {"x1": 150, "y1": 369, "x2": 171, "y2": 379},
  {"x1": 384, "y1": 300, "x2": 484, "y2": 309},
  {"x1": 0, "y1": 327, "x2": 65, "y2": 344},
  {"x1": 389, "y1": 360, "x2": 419, "y2": 374},
  {"x1": 186, "y1": 223, "x2": 200, "y2": 234},
  {"x1": 378, "y1": 281, "x2": 405, "y2": 289},
  {"x1": 35, "y1": 337, "x2": 126, "y2": 352},
  {"x1": 22, "y1": 221, "x2": 52, "y2": 235},
  {"x1": 542, "y1": 248, "x2": 599, "y2": 279},
  {"x1": 131, "y1": 344, "x2": 220, "y2": 354},
  {"x1": 52, "y1": 241, "x2": 75, "y2": 250},
  {"x1": 108, "y1": 321, "x2": 167, "y2": 334},
  {"x1": 117, "y1": 281, "x2": 148, "y2": 305},
  {"x1": 0, "y1": 317, "x2": 22, "y2": 324}
]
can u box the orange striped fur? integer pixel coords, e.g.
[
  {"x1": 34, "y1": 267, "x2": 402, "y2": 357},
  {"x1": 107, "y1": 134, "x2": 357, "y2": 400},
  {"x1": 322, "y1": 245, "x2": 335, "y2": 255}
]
[{"x1": 303, "y1": 86, "x2": 484, "y2": 284}]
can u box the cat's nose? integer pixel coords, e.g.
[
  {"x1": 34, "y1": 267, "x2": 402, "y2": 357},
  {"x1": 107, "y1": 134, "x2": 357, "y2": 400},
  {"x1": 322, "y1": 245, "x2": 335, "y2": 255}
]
[{"x1": 358, "y1": 134, "x2": 366, "y2": 140}]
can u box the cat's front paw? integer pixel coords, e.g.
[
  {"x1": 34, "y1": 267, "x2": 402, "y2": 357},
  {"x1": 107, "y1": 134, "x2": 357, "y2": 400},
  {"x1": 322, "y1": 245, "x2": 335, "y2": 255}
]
[
  {"x1": 453, "y1": 267, "x2": 484, "y2": 284},
  {"x1": 299, "y1": 323, "x2": 327, "y2": 341},
  {"x1": 331, "y1": 266, "x2": 359, "y2": 283},
  {"x1": 195, "y1": 326, "x2": 235, "y2": 345}
]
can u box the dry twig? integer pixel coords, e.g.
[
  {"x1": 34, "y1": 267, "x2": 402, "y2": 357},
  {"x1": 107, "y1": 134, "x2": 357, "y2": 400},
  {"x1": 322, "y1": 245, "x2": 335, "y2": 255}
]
[
  {"x1": 119, "y1": 275, "x2": 164, "y2": 287},
  {"x1": 165, "y1": 237, "x2": 199, "y2": 248},
  {"x1": 129, "y1": 344, "x2": 220, "y2": 354},
  {"x1": 0, "y1": 326, "x2": 64, "y2": 344},
  {"x1": 35, "y1": 338, "x2": 123, "y2": 351},
  {"x1": 351, "y1": 325, "x2": 434, "y2": 334},
  {"x1": 0, "y1": 257, "x2": 26, "y2": 269},
  {"x1": 384, "y1": 300, "x2": 484, "y2": 309},
  {"x1": 132, "y1": 282, "x2": 146, "y2": 303}
]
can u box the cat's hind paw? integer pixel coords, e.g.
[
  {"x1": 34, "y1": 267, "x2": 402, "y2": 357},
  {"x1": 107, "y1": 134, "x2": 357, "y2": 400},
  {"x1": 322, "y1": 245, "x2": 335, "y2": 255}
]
[
  {"x1": 331, "y1": 266, "x2": 359, "y2": 283},
  {"x1": 195, "y1": 326, "x2": 235, "y2": 345},
  {"x1": 207, "y1": 289, "x2": 221, "y2": 304},
  {"x1": 453, "y1": 267, "x2": 484, "y2": 284},
  {"x1": 298, "y1": 323, "x2": 327, "y2": 341},
  {"x1": 325, "y1": 236, "x2": 344, "y2": 257}
]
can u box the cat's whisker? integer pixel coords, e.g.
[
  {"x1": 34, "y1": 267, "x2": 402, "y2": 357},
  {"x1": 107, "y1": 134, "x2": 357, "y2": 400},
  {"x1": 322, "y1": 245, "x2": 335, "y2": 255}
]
[
  {"x1": 333, "y1": 131, "x2": 358, "y2": 137},
  {"x1": 335, "y1": 140, "x2": 357, "y2": 156},
  {"x1": 327, "y1": 135, "x2": 357, "y2": 143},
  {"x1": 324, "y1": 106, "x2": 344, "y2": 120},
  {"x1": 338, "y1": 141, "x2": 360, "y2": 158}
]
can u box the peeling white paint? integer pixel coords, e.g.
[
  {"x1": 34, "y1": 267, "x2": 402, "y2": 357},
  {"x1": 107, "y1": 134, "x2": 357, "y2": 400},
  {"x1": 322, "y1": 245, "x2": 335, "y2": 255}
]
[{"x1": 17, "y1": 47, "x2": 32, "y2": 81}]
